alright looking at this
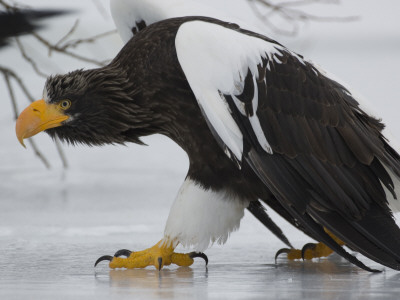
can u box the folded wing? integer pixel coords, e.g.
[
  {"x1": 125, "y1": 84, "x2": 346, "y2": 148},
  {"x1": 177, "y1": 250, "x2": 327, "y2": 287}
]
[{"x1": 176, "y1": 19, "x2": 400, "y2": 271}]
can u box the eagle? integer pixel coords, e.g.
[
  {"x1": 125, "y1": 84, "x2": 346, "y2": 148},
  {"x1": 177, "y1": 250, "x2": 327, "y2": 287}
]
[{"x1": 15, "y1": 15, "x2": 400, "y2": 272}]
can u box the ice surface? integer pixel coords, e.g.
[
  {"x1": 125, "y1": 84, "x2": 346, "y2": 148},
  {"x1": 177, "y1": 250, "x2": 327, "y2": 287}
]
[{"x1": 1, "y1": 0, "x2": 400, "y2": 299}]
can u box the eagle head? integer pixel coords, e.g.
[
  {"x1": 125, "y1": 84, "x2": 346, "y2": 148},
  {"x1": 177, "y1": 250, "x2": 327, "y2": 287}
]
[{"x1": 16, "y1": 66, "x2": 152, "y2": 147}]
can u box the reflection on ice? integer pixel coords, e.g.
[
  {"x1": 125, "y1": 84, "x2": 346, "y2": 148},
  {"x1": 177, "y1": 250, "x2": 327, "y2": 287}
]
[{"x1": 88, "y1": 256, "x2": 400, "y2": 299}]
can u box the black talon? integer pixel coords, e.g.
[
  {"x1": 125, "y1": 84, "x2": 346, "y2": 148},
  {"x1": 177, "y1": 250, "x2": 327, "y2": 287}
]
[
  {"x1": 189, "y1": 252, "x2": 209, "y2": 266},
  {"x1": 301, "y1": 243, "x2": 317, "y2": 260},
  {"x1": 158, "y1": 257, "x2": 163, "y2": 271},
  {"x1": 94, "y1": 255, "x2": 113, "y2": 267},
  {"x1": 274, "y1": 248, "x2": 292, "y2": 263},
  {"x1": 114, "y1": 249, "x2": 132, "y2": 257}
]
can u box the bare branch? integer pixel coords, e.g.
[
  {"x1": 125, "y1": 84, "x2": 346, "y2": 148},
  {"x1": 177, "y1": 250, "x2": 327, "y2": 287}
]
[
  {"x1": 15, "y1": 38, "x2": 48, "y2": 78},
  {"x1": 248, "y1": 0, "x2": 359, "y2": 36},
  {"x1": 27, "y1": 139, "x2": 51, "y2": 169},
  {"x1": 3, "y1": 71, "x2": 19, "y2": 120},
  {"x1": 0, "y1": 65, "x2": 35, "y2": 101},
  {"x1": 61, "y1": 29, "x2": 117, "y2": 50},
  {"x1": 248, "y1": 1, "x2": 300, "y2": 36},
  {"x1": 54, "y1": 137, "x2": 69, "y2": 169},
  {"x1": 0, "y1": 0, "x2": 17, "y2": 11},
  {"x1": 2, "y1": 69, "x2": 51, "y2": 169},
  {"x1": 53, "y1": 19, "x2": 80, "y2": 54},
  {"x1": 272, "y1": 0, "x2": 339, "y2": 8},
  {"x1": 32, "y1": 31, "x2": 107, "y2": 66},
  {"x1": 2, "y1": 1, "x2": 118, "y2": 170},
  {"x1": 1, "y1": 65, "x2": 68, "y2": 169}
]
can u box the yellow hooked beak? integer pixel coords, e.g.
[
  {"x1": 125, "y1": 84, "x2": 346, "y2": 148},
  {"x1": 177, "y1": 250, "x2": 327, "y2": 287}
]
[{"x1": 15, "y1": 99, "x2": 69, "y2": 148}]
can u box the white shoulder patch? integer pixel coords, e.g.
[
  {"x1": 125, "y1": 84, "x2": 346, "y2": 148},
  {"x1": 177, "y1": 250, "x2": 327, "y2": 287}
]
[
  {"x1": 110, "y1": 0, "x2": 161, "y2": 43},
  {"x1": 175, "y1": 21, "x2": 291, "y2": 162}
]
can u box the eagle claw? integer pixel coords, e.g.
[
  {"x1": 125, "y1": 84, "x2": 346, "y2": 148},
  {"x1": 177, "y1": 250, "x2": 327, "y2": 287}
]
[
  {"x1": 94, "y1": 249, "x2": 133, "y2": 267},
  {"x1": 274, "y1": 248, "x2": 292, "y2": 262},
  {"x1": 94, "y1": 255, "x2": 113, "y2": 267},
  {"x1": 93, "y1": 240, "x2": 209, "y2": 269},
  {"x1": 301, "y1": 243, "x2": 317, "y2": 260},
  {"x1": 188, "y1": 252, "x2": 209, "y2": 266},
  {"x1": 158, "y1": 257, "x2": 163, "y2": 271},
  {"x1": 114, "y1": 249, "x2": 132, "y2": 257}
]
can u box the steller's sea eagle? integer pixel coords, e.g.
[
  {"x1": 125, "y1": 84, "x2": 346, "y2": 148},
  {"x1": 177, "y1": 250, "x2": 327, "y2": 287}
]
[{"x1": 15, "y1": 15, "x2": 400, "y2": 272}]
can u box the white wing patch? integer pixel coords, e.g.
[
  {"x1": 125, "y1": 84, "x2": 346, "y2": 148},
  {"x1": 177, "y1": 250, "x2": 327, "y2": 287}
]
[{"x1": 175, "y1": 21, "x2": 296, "y2": 163}]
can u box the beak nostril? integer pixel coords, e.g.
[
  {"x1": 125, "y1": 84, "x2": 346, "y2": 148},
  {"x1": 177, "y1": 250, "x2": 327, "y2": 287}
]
[{"x1": 32, "y1": 108, "x2": 39, "y2": 112}]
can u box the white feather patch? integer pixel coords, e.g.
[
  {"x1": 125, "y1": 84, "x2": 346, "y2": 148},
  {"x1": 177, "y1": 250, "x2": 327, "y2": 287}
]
[
  {"x1": 164, "y1": 178, "x2": 249, "y2": 252},
  {"x1": 175, "y1": 21, "x2": 285, "y2": 161}
]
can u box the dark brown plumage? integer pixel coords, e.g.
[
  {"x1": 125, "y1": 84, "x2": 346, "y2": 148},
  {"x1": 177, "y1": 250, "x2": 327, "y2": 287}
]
[{"x1": 24, "y1": 16, "x2": 400, "y2": 272}]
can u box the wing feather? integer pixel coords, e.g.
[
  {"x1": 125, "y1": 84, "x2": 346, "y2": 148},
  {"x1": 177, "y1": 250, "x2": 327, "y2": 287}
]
[{"x1": 175, "y1": 19, "x2": 400, "y2": 271}]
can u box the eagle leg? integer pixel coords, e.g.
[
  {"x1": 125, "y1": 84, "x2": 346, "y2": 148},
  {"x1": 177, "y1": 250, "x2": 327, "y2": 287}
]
[
  {"x1": 275, "y1": 229, "x2": 345, "y2": 261},
  {"x1": 94, "y1": 239, "x2": 208, "y2": 270}
]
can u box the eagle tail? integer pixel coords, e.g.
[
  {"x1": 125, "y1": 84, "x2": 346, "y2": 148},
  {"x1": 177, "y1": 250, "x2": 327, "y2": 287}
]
[
  {"x1": 247, "y1": 200, "x2": 293, "y2": 248},
  {"x1": 309, "y1": 203, "x2": 400, "y2": 271}
]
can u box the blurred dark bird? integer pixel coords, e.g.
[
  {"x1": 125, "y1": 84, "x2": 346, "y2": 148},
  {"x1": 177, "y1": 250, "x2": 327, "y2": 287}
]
[
  {"x1": 15, "y1": 10, "x2": 400, "y2": 272},
  {"x1": 0, "y1": 8, "x2": 68, "y2": 47}
]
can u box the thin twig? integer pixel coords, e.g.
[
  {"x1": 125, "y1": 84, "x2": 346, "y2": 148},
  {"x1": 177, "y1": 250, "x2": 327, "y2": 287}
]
[
  {"x1": 0, "y1": 65, "x2": 35, "y2": 101},
  {"x1": 248, "y1": 1, "x2": 300, "y2": 36},
  {"x1": 32, "y1": 31, "x2": 106, "y2": 66},
  {"x1": 248, "y1": 0, "x2": 359, "y2": 36},
  {"x1": 1, "y1": 65, "x2": 68, "y2": 169},
  {"x1": 54, "y1": 137, "x2": 68, "y2": 169},
  {"x1": 61, "y1": 29, "x2": 117, "y2": 50},
  {"x1": 3, "y1": 70, "x2": 51, "y2": 169},
  {"x1": 258, "y1": 0, "x2": 359, "y2": 21},
  {"x1": 52, "y1": 19, "x2": 80, "y2": 54},
  {"x1": 0, "y1": 0, "x2": 16, "y2": 11},
  {"x1": 273, "y1": 0, "x2": 338, "y2": 8},
  {"x1": 15, "y1": 37, "x2": 48, "y2": 78},
  {"x1": 27, "y1": 139, "x2": 51, "y2": 169},
  {"x1": 3, "y1": 72, "x2": 19, "y2": 120}
]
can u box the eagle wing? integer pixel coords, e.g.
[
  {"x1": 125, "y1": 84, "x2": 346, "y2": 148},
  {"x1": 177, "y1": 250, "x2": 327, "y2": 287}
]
[{"x1": 175, "y1": 19, "x2": 400, "y2": 271}]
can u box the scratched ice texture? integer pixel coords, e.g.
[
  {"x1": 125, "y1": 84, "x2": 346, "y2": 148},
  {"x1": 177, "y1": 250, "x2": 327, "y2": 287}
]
[{"x1": 1, "y1": 0, "x2": 400, "y2": 299}]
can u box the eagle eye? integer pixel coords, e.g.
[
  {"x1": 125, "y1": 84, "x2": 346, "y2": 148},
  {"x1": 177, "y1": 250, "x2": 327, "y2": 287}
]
[{"x1": 59, "y1": 100, "x2": 71, "y2": 110}]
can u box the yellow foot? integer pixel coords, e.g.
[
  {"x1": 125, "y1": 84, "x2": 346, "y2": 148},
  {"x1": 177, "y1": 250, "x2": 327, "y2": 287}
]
[
  {"x1": 275, "y1": 229, "x2": 345, "y2": 261},
  {"x1": 94, "y1": 240, "x2": 208, "y2": 270}
]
